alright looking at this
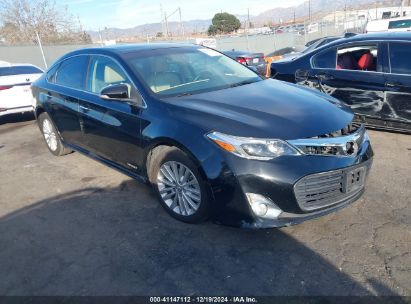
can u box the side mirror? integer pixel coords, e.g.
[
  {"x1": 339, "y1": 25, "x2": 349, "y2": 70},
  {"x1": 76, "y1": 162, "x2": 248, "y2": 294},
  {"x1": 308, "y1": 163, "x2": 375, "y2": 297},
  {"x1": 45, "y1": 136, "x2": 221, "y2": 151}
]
[{"x1": 100, "y1": 83, "x2": 130, "y2": 100}]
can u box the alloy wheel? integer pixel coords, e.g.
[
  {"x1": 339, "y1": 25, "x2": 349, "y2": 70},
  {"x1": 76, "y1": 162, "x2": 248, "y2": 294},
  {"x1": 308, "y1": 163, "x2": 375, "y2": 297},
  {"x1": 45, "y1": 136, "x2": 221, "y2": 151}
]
[
  {"x1": 42, "y1": 119, "x2": 58, "y2": 151},
  {"x1": 157, "y1": 161, "x2": 201, "y2": 216}
]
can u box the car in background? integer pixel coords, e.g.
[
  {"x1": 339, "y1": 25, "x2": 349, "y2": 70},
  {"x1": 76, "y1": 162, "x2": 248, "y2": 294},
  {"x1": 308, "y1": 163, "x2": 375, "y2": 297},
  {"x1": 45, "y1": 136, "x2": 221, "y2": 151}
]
[
  {"x1": 32, "y1": 44, "x2": 373, "y2": 228},
  {"x1": 264, "y1": 47, "x2": 299, "y2": 77},
  {"x1": 270, "y1": 32, "x2": 411, "y2": 133},
  {"x1": 0, "y1": 62, "x2": 43, "y2": 117},
  {"x1": 365, "y1": 16, "x2": 411, "y2": 33},
  {"x1": 264, "y1": 36, "x2": 350, "y2": 77},
  {"x1": 288, "y1": 33, "x2": 358, "y2": 61},
  {"x1": 222, "y1": 50, "x2": 267, "y2": 76}
]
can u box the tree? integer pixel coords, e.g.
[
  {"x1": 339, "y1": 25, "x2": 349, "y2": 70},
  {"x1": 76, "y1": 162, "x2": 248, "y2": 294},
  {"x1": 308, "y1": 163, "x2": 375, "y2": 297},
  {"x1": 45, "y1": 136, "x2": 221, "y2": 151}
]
[
  {"x1": 0, "y1": 0, "x2": 90, "y2": 44},
  {"x1": 207, "y1": 12, "x2": 241, "y2": 36}
]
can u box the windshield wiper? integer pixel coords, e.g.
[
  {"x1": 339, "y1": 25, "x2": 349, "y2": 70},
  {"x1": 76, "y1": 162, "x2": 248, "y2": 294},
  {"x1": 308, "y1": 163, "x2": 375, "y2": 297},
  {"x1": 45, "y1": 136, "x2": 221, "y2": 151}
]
[
  {"x1": 229, "y1": 80, "x2": 258, "y2": 88},
  {"x1": 175, "y1": 92, "x2": 192, "y2": 97}
]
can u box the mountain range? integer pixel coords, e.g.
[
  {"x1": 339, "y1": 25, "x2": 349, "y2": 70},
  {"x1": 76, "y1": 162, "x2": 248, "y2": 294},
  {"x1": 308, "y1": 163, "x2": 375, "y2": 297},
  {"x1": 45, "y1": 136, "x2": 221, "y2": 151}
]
[{"x1": 87, "y1": 0, "x2": 403, "y2": 41}]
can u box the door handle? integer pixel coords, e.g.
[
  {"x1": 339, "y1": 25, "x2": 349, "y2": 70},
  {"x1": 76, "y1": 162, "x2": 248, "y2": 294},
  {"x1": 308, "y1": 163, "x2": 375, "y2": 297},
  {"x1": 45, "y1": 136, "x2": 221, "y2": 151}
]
[
  {"x1": 79, "y1": 105, "x2": 90, "y2": 112},
  {"x1": 385, "y1": 81, "x2": 404, "y2": 88}
]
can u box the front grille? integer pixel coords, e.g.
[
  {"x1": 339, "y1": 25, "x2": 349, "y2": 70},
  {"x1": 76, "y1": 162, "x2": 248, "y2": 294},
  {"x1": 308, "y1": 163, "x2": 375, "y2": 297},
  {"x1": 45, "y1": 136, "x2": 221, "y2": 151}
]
[
  {"x1": 315, "y1": 122, "x2": 360, "y2": 138},
  {"x1": 294, "y1": 164, "x2": 368, "y2": 211}
]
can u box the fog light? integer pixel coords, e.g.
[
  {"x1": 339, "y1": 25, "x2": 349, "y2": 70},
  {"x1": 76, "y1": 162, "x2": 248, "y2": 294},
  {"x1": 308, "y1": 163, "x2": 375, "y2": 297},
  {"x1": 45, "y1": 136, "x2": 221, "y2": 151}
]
[
  {"x1": 246, "y1": 193, "x2": 282, "y2": 219},
  {"x1": 253, "y1": 202, "x2": 268, "y2": 217}
]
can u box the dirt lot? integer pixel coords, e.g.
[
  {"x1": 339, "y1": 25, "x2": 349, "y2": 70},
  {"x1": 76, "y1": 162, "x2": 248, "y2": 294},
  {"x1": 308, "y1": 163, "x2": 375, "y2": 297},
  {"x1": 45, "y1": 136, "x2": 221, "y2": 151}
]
[{"x1": 0, "y1": 114, "x2": 410, "y2": 296}]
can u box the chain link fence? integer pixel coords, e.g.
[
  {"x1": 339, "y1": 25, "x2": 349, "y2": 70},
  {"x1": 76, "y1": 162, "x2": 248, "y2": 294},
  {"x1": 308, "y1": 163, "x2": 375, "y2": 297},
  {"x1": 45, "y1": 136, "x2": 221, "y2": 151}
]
[{"x1": 0, "y1": 15, "x2": 367, "y2": 69}]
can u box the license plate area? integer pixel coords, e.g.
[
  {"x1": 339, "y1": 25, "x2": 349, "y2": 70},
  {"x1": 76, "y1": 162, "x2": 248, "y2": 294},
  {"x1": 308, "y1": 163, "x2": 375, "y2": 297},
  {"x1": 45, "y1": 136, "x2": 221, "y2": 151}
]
[
  {"x1": 343, "y1": 166, "x2": 366, "y2": 193},
  {"x1": 253, "y1": 58, "x2": 259, "y2": 64}
]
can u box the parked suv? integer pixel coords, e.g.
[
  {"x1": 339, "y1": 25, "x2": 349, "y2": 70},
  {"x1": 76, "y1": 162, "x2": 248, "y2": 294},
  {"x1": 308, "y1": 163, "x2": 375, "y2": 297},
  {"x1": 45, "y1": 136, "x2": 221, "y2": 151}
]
[
  {"x1": 270, "y1": 32, "x2": 411, "y2": 133},
  {"x1": 32, "y1": 44, "x2": 373, "y2": 228}
]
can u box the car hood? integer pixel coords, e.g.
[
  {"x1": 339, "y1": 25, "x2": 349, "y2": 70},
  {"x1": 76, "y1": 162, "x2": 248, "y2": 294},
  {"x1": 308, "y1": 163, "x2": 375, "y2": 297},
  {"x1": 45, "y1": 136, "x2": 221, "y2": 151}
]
[{"x1": 165, "y1": 79, "x2": 354, "y2": 140}]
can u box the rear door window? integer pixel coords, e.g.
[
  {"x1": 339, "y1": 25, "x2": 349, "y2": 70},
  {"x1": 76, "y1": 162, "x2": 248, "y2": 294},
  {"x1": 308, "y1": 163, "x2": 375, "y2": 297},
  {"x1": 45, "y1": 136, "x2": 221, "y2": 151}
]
[
  {"x1": 55, "y1": 55, "x2": 89, "y2": 90},
  {"x1": 336, "y1": 44, "x2": 379, "y2": 71},
  {"x1": 311, "y1": 48, "x2": 336, "y2": 69},
  {"x1": 0, "y1": 65, "x2": 43, "y2": 76},
  {"x1": 389, "y1": 42, "x2": 411, "y2": 74}
]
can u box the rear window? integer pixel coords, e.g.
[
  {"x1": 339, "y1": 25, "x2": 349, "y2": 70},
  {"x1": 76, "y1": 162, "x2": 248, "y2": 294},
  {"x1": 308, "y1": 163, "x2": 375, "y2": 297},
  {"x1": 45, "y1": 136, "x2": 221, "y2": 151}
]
[
  {"x1": 312, "y1": 48, "x2": 337, "y2": 69},
  {"x1": 388, "y1": 19, "x2": 411, "y2": 29},
  {"x1": 0, "y1": 66, "x2": 43, "y2": 76}
]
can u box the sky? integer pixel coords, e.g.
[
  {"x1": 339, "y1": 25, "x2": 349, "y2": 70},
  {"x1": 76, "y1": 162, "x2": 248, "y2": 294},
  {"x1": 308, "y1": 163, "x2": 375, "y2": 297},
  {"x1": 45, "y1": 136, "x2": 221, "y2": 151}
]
[{"x1": 63, "y1": 0, "x2": 307, "y2": 30}]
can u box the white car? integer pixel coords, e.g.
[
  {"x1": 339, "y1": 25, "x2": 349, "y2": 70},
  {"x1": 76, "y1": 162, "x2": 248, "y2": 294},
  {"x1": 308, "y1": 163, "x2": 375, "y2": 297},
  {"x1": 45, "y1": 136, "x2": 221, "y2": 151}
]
[
  {"x1": 0, "y1": 62, "x2": 44, "y2": 117},
  {"x1": 365, "y1": 17, "x2": 411, "y2": 33}
]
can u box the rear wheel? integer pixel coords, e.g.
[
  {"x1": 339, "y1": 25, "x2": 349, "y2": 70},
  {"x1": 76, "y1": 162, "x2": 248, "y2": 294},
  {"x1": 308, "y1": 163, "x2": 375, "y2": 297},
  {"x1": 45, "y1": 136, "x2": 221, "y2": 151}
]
[
  {"x1": 149, "y1": 146, "x2": 210, "y2": 223},
  {"x1": 38, "y1": 113, "x2": 71, "y2": 156}
]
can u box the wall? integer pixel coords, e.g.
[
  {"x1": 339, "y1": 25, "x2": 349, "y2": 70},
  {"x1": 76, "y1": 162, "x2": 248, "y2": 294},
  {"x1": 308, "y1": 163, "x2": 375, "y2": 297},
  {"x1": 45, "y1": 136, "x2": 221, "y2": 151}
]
[
  {"x1": 0, "y1": 44, "x2": 95, "y2": 69},
  {"x1": 0, "y1": 24, "x2": 346, "y2": 69}
]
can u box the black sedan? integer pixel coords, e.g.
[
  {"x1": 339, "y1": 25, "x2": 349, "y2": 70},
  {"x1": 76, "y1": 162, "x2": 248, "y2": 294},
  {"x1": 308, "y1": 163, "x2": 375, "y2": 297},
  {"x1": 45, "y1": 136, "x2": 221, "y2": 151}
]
[
  {"x1": 222, "y1": 50, "x2": 267, "y2": 76},
  {"x1": 32, "y1": 44, "x2": 373, "y2": 228},
  {"x1": 270, "y1": 32, "x2": 411, "y2": 133}
]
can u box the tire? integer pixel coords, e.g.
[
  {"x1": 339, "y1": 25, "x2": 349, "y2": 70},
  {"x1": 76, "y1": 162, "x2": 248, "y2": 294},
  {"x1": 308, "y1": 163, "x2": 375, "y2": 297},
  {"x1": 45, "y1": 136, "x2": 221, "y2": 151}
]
[
  {"x1": 148, "y1": 146, "x2": 210, "y2": 223},
  {"x1": 38, "y1": 112, "x2": 72, "y2": 156}
]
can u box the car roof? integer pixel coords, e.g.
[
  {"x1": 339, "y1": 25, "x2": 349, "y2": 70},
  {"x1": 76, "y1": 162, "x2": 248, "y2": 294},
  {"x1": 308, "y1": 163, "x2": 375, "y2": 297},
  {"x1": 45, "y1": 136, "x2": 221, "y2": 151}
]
[
  {"x1": 299, "y1": 32, "x2": 411, "y2": 57},
  {"x1": 54, "y1": 43, "x2": 202, "y2": 65},
  {"x1": 0, "y1": 62, "x2": 42, "y2": 68},
  {"x1": 323, "y1": 32, "x2": 411, "y2": 48},
  {"x1": 343, "y1": 31, "x2": 411, "y2": 41},
  {"x1": 64, "y1": 43, "x2": 198, "y2": 57}
]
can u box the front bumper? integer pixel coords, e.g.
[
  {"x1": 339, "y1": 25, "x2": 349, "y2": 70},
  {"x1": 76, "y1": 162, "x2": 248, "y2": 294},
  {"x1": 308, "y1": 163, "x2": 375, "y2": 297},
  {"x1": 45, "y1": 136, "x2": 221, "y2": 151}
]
[
  {"x1": 249, "y1": 161, "x2": 372, "y2": 228},
  {"x1": 208, "y1": 135, "x2": 374, "y2": 228}
]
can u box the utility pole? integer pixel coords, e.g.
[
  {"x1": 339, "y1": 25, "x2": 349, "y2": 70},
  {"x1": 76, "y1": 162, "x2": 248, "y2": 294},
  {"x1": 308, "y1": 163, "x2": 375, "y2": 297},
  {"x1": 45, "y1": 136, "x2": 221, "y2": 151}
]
[
  {"x1": 309, "y1": 0, "x2": 311, "y2": 23},
  {"x1": 179, "y1": 7, "x2": 185, "y2": 38},
  {"x1": 160, "y1": 4, "x2": 165, "y2": 36},
  {"x1": 344, "y1": 2, "x2": 347, "y2": 31},
  {"x1": 164, "y1": 10, "x2": 169, "y2": 38},
  {"x1": 247, "y1": 8, "x2": 250, "y2": 29},
  {"x1": 375, "y1": 1, "x2": 378, "y2": 19},
  {"x1": 98, "y1": 27, "x2": 103, "y2": 46},
  {"x1": 246, "y1": 9, "x2": 250, "y2": 51}
]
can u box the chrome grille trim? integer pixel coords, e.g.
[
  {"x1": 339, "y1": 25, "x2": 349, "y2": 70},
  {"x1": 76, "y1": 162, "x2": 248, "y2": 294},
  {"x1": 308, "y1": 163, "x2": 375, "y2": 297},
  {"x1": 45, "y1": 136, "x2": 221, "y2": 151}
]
[
  {"x1": 288, "y1": 124, "x2": 367, "y2": 157},
  {"x1": 294, "y1": 162, "x2": 370, "y2": 212}
]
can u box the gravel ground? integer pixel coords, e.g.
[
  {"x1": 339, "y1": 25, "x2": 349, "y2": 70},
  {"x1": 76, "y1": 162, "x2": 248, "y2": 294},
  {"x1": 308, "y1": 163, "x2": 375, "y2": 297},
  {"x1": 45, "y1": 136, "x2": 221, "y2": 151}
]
[{"x1": 0, "y1": 114, "x2": 410, "y2": 296}]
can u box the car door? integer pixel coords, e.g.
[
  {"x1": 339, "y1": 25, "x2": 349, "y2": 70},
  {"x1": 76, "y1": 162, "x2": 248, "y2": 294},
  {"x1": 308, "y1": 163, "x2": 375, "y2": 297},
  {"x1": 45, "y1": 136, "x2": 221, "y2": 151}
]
[
  {"x1": 383, "y1": 41, "x2": 411, "y2": 130},
  {"x1": 79, "y1": 54, "x2": 146, "y2": 174},
  {"x1": 307, "y1": 42, "x2": 386, "y2": 119},
  {"x1": 47, "y1": 55, "x2": 90, "y2": 146}
]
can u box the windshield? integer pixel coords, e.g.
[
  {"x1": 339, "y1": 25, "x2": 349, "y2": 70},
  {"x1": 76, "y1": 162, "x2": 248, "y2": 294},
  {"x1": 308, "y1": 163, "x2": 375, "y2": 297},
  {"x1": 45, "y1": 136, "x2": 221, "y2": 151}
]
[{"x1": 124, "y1": 47, "x2": 261, "y2": 97}]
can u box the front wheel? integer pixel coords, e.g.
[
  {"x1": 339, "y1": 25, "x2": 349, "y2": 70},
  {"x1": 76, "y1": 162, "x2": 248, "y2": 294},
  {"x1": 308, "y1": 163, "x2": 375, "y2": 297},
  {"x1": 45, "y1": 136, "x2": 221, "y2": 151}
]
[
  {"x1": 149, "y1": 147, "x2": 210, "y2": 223},
  {"x1": 38, "y1": 113, "x2": 71, "y2": 156}
]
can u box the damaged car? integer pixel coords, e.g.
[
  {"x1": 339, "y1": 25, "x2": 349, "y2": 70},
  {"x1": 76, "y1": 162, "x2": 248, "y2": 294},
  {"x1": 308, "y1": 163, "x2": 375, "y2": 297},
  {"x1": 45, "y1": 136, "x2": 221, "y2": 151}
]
[
  {"x1": 31, "y1": 44, "x2": 373, "y2": 228},
  {"x1": 270, "y1": 32, "x2": 411, "y2": 133}
]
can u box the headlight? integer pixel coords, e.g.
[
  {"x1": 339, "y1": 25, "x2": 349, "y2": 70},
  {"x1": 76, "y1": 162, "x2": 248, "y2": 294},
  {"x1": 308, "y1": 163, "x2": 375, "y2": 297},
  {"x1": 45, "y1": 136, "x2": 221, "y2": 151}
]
[{"x1": 207, "y1": 131, "x2": 300, "y2": 160}]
